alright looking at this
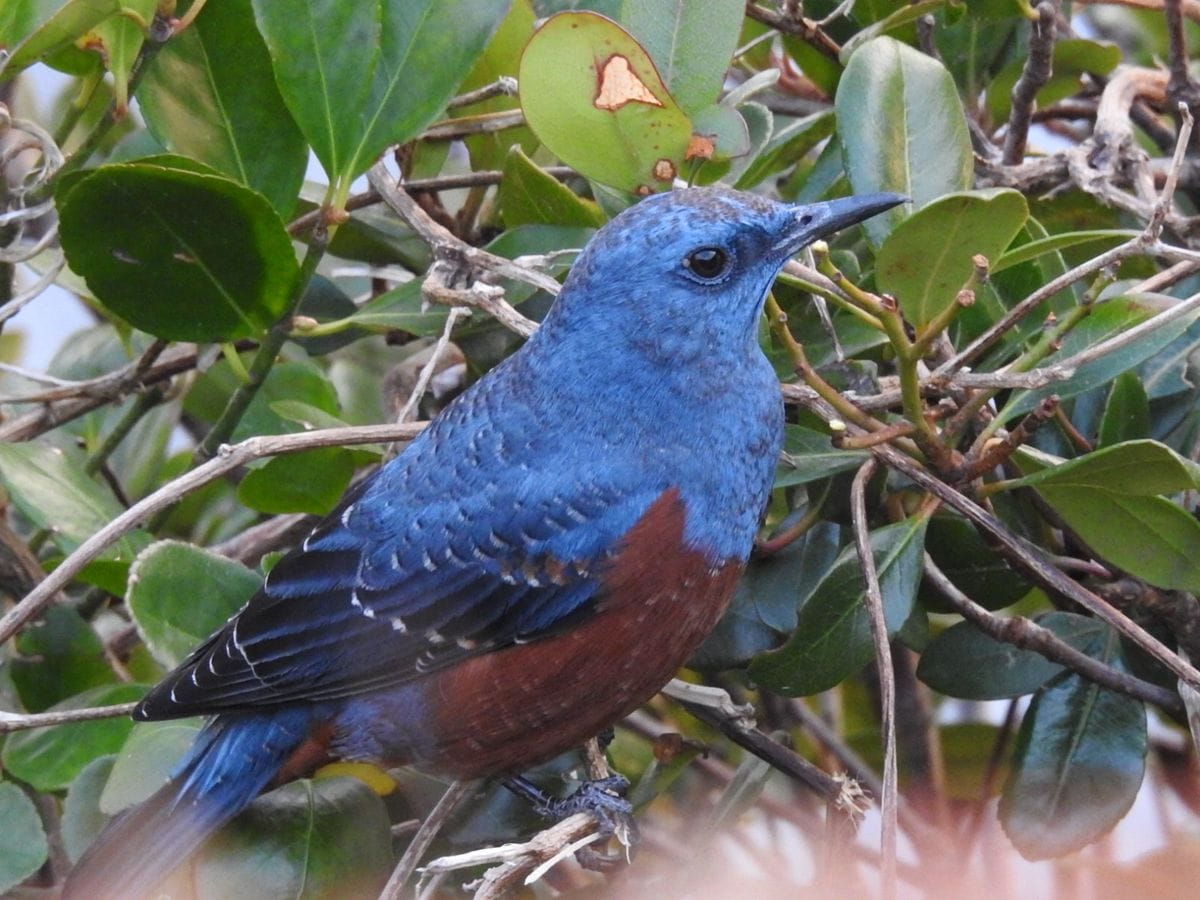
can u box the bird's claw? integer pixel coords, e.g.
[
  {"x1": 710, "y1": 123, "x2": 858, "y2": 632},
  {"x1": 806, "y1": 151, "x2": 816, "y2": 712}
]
[{"x1": 511, "y1": 773, "x2": 639, "y2": 870}]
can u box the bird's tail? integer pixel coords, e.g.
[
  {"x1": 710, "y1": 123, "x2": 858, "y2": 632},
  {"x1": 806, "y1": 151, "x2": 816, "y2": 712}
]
[{"x1": 63, "y1": 709, "x2": 314, "y2": 900}]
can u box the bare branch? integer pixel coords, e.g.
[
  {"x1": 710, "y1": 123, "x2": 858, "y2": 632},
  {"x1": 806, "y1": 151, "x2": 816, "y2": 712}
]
[
  {"x1": 1002, "y1": 1, "x2": 1058, "y2": 165},
  {"x1": 850, "y1": 460, "x2": 897, "y2": 899},
  {"x1": 0, "y1": 702, "x2": 138, "y2": 734},
  {"x1": 380, "y1": 779, "x2": 477, "y2": 900}
]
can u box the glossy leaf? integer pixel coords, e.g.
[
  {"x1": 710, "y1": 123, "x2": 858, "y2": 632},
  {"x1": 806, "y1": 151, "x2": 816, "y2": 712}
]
[
  {"x1": 915, "y1": 613, "x2": 1107, "y2": 699},
  {"x1": 237, "y1": 448, "x2": 357, "y2": 516},
  {"x1": 520, "y1": 11, "x2": 693, "y2": 193},
  {"x1": 195, "y1": 777, "x2": 393, "y2": 899},
  {"x1": 0, "y1": 441, "x2": 148, "y2": 564},
  {"x1": 749, "y1": 517, "x2": 928, "y2": 696},
  {"x1": 992, "y1": 229, "x2": 1137, "y2": 274},
  {"x1": 836, "y1": 37, "x2": 972, "y2": 245},
  {"x1": 12, "y1": 605, "x2": 115, "y2": 712},
  {"x1": 694, "y1": 523, "x2": 841, "y2": 670},
  {"x1": 877, "y1": 189, "x2": 1028, "y2": 329},
  {"x1": 139, "y1": 0, "x2": 307, "y2": 216},
  {"x1": 252, "y1": 0, "x2": 509, "y2": 183},
  {"x1": 57, "y1": 158, "x2": 298, "y2": 342},
  {"x1": 1011, "y1": 441, "x2": 1200, "y2": 592},
  {"x1": 1000, "y1": 629, "x2": 1147, "y2": 859},
  {"x1": 921, "y1": 514, "x2": 1028, "y2": 612},
  {"x1": 100, "y1": 720, "x2": 202, "y2": 814},
  {"x1": 499, "y1": 146, "x2": 606, "y2": 227},
  {"x1": 619, "y1": 0, "x2": 742, "y2": 112},
  {"x1": 3, "y1": 683, "x2": 146, "y2": 792},
  {"x1": 128, "y1": 541, "x2": 262, "y2": 669},
  {"x1": 1098, "y1": 371, "x2": 1151, "y2": 448},
  {"x1": 734, "y1": 110, "x2": 835, "y2": 189},
  {"x1": 0, "y1": 782, "x2": 48, "y2": 893}
]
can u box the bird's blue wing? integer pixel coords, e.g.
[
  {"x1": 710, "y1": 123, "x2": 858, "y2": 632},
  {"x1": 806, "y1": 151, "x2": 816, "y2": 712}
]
[{"x1": 137, "y1": 458, "x2": 662, "y2": 718}]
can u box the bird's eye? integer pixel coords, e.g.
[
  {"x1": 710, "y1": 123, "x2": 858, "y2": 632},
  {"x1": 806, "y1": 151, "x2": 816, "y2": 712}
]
[{"x1": 683, "y1": 247, "x2": 730, "y2": 281}]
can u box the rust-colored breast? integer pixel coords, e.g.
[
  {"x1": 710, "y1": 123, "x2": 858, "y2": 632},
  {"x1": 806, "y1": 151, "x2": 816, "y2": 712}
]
[{"x1": 421, "y1": 489, "x2": 742, "y2": 778}]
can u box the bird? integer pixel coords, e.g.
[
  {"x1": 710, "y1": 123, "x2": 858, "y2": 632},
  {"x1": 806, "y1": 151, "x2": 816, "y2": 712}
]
[{"x1": 65, "y1": 185, "x2": 903, "y2": 898}]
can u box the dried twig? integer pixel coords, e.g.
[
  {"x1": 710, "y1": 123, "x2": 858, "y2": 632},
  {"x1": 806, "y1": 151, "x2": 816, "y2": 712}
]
[
  {"x1": 0, "y1": 702, "x2": 138, "y2": 734},
  {"x1": 379, "y1": 779, "x2": 477, "y2": 900},
  {"x1": 744, "y1": 2, "x2": 842, "y2": 60},
  {"x1": 850, "y1": 460, "x2": 897, "y2": 900}
]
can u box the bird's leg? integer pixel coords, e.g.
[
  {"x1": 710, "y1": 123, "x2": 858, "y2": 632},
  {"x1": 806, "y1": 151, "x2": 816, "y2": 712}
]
[{"x1": 502, "y1": 772, "x2": 638, "y2": 870}]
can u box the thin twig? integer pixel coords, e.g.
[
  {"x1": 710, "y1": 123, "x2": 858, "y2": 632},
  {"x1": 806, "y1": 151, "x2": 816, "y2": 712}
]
[
  {"x1": 0, "y1": 421, "x2": 427, "y2": 645},
  {"x1": 448, "y1": 76, "x2": 518, "y2": 109},
  {"x1": 923, "y1": 556, "x2": 1183, "y2": 712},
  {"x1": 0, "y1": 702, "x2": 138, "y2": 734},
  {"x1": 396, "y1": 308, "x2": 470, "y2": 423},
  {"x1": 379, "y1": 779, "x2": 477, "y2": 900},
  {"x1": 850, "y1": 460, "x2": 897, "y2": 900}
]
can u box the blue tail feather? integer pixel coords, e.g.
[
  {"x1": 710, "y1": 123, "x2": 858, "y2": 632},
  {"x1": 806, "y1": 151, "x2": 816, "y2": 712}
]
[{"x1": 64, "y1": 709, "x2": 313, "y2": 900}]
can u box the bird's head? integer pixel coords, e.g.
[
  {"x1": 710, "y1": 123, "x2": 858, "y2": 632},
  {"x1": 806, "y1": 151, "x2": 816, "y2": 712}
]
[{"x1": 540, "y1": 186, "x2": 905, "y2": 366}]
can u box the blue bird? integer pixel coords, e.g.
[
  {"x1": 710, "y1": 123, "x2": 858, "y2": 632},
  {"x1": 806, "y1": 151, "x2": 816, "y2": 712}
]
[{"x1": 65, "y1": 186, "x2": 903, "y2": 898}]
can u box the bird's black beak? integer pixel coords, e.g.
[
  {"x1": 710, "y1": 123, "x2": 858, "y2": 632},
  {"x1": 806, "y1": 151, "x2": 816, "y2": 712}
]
[{"x1": 774, "y1": 192, "x2": 908, "y2": 254}]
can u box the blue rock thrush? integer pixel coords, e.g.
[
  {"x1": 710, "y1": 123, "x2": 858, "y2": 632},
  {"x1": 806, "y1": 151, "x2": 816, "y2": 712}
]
[{"x1": 65, "y1": 186, "x2": 903, "y2": 898}]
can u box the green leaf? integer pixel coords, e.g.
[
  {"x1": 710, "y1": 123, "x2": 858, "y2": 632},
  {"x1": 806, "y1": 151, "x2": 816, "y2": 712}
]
[
  {"x1": 252, "y1": 0, "x2": 509, "y2": 184},
  {"x1": 0, "y1": 0, "x2": 118, "y2": 79},
  {"x1": 12, "y1": 605, "x2": 115, "y2": 712},
  {"x1": 195, "y1": 777, "x2": 393, "y2": 898},
  {"x1": 749, "y1": 517, "x2": 928, "y2": 696},
  {"x1": 139, "y1": 0, "x2": 307, "y2": 216},
  {"x1": 185, "y1": 356, "x2": 342, "y2": 444},
  {"x1": 921, "y1": 514, "x2": 1028, "y2": 612},
  {"x1": 919, "y1": 618, "x2": 1060, "y2": 698},
  {"x1": 57, "y1": 158, "x2": 299, "y2": 342},
  {"x1": 85, "y1": 0, "x2": 156, "y2": 114},
  {"x1": 619, "y1": 0, "x2": 744, "y2": 113},
  {"x1": 0, "y1": 441, "x2": 148, "y2": 564},
  {"x1": 1000, "y1": 629, "x2": 1147, "y2": 859},
  {"x1": 519, "y1": 11, "x2": 694, "y2": 193},
  {"x1": 992, "y1": 229, "x2": 1137, "y2": 274},
  {"x1": 1097, "y1": 371, "x2": 1150, "y2": 448},
  {"x1": 877, "y1": 189, "x2": 1028, "y2": 329},
  {"x1": 457, "y1": 0, "x2": 537, "y2": 170},
  {"x1": 61, "y1": 756, "x2": 116, "y2": 863},
  {"x1": 734, "y1": 110, "x2": 835, "y2": 190},
  {"x1": 1003, "y1": 294, "x2": 1200, "y2": 419},
  {"x1": 0, "y1": 781, "x2": 48, "y2": 893},
  {"x1": 1010, "y1": 441, "x2": 1200, "y2": 592},
  {"x1": 3, "y1": 683, "x2": 146, "y2": 792},
  {"x1": 688, "y1": 103, "x2": 751, "y2": 161},
  {"x1": 100, "y1": 719, "x2": 202, "y2": 814},
  {"x1": 838, "y1": 0, "x2": 947, "y2": 61},
  {"x1": 836, "y1": 36, "x2": 972, "y2": 246},
  {"x1": 499, "y1": 146, "x2": 606, "y2": 227},
  {"x1": 128, "y1": 541, "x2": 262, "y2": 669},
  {"x1": 237, "y1": 448, "x2": 356, "y2": 516},
  {"x1": 694, "y1": 522, "x2": 841, "y2": 670},
  {"x1": 774, "y1": 424, "x2": 868, "y2": 488}
]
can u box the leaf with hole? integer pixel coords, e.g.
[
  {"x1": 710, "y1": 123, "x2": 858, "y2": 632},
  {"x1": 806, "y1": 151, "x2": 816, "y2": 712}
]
[{"x1": 519, "y1": 12, "x2": 693, "y2": 193}]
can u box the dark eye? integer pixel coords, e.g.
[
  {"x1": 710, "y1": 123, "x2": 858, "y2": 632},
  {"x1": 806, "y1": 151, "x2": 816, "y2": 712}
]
[{"x1": 683, "y1": 247, "x2": 730, "y2": 281}]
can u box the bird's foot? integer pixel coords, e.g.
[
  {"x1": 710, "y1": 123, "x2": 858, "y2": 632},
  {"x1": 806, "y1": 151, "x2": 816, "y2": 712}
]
[{"x1": 504, "y1": 774, "x2": 638, "y2": 870}]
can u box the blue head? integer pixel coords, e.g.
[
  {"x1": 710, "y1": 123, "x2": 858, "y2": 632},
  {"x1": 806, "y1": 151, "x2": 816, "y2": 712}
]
[{"x1": 535, "y1": 186, "x2": 905, "y2": 371}]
